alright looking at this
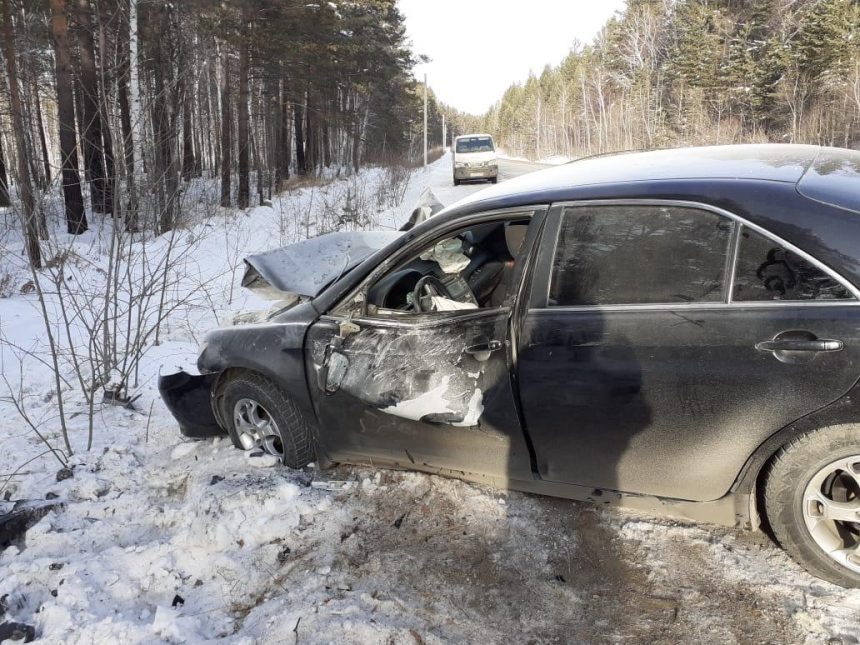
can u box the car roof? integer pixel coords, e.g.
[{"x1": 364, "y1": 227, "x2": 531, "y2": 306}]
[
  {"x1": 444, "y1": 144, "x2": 829, "y2": 213},
  {"x1": 797, "y1": 146, "x2": 860, "y2": 213}
]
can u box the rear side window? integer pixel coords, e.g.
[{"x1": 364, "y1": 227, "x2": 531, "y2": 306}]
[
  {"x1": 732, "y1": 227, "x2": 853, "y2": 301},
  {"x1": 549, "y1": 205, "x2": 732, "y2": 306}
]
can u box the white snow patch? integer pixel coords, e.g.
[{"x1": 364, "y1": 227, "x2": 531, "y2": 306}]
[
  {"x1": 381, "y1": 375, "x2": 454, "y2": 421},
  {"x1": 497, "y1": 149, "x2": 573, "y2": 165},
  {"x1": 170, "y1": 442, "x2": 199, "y2": 461},
  {"x1": 452, "y1": 388, "x2": 484, "y2": 427}
]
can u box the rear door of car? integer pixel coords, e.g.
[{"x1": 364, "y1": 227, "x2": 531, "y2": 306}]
[{"x1": 516, "y1": 200, "x2": 860, "y2": 502}]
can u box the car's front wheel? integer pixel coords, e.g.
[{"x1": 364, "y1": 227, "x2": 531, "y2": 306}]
[
  {"x1": 217, "y1": 371, "x2": 314, "y2": 468},
  {"x1": 764, "y1": 425, "x2": 860, "y2": 587}
]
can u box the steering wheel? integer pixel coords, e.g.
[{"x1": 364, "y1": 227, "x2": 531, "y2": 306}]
[{"x1": 411, "y1": 275, "x2": 454, "y2": 312}]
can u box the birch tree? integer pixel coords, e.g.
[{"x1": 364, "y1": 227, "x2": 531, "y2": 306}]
[{"x1": 1, "y1": 0, "x2": 40, "y2": 266}]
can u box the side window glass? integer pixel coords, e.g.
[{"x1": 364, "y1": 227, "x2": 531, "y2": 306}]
[
  {"x1": 732, "y1": 227, "x2": 853, "y2": 301},
  {"x1": 549, "y1": 205, "x2": 732, "y2": 306},
  {"x1": 364, "y1": 218, "x2": 533, "y2": 315}
]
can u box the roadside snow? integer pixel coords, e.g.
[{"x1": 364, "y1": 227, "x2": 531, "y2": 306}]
[
  {"x1": 2, "y1": 153, "x2": 860, "y2": 643},
  {"x1": 497, "y1": 149, "x2": 573, "y2": 165}
]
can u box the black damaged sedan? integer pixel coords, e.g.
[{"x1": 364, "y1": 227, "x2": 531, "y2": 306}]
[{"x1": 161, "y1": 144, "x2": 860, "y2": 587}]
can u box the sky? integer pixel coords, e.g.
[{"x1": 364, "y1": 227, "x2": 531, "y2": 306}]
[{"x1": 399, "y1": 0, "x2": 628, "y2": 115}]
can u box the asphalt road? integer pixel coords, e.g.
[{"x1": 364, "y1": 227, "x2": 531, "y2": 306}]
[
  {"x1": 432, "y1": 154, "x2": 552, "y2": 207},
  {"x1": 497, "y1": 156, "x2": 552, "y2": 180}
]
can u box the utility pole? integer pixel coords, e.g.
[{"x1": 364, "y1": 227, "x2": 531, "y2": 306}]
[
  {"x1": 442, "y1": 115, "x2": 446, "y2": 151},
  {"x1": 423, "y1": 73, "x2": 428, "y2": 168}
]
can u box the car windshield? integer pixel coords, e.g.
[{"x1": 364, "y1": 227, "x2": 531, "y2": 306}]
[{"x1": 456, "y1": 137, "x2": 494, "y2": 153}]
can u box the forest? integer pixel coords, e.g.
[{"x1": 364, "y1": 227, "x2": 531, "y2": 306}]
[
  {"x1": 448, "y1": 0, "x2": 860, "y2": 160},
  {"x1": 0, "y1": 0, "x2": 445, "y2": 269}
]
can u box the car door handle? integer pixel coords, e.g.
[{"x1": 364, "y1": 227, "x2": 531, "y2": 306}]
[
  {"x1": 464, "y1": 339, "x2": 504, "y2": 355},
  {"x1": 755, "y1": 339, "x2": 843, "y2": 353}
]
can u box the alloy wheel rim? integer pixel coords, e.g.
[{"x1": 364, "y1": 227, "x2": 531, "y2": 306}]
[
  {"x1": 232, "y1": 398, "x2": 283, "y2": 458},
  {"x1": 802, "y1": 455, "x2": 860, "y2": 574}
]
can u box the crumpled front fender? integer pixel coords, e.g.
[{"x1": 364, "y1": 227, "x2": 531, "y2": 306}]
[{"x1": 158, "y1": 371, "x2": 225, "y2": 438}]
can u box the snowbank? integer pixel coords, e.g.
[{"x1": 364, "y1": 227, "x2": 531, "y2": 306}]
[{"x1": 496, "y1": 149, "x2": 573, "y2": 165}]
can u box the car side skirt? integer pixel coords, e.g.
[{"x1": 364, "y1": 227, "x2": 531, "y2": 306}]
[{"x1": 331, "y1": 453, "x2": 753, "y2": 528}]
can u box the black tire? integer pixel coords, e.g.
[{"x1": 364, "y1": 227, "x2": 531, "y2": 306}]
[
  {"x1": 453, "y1": 178, "x2": 460, "y2": 186},
  {"x1": 763, "y1": 425, "x2": 860, "y2": 587},
  {"x1": 217, "y1": 371, "x2": 315, "y2": 468},
  {"x1": 490, "y1": 177, "x2": 498, "y2": 184}
]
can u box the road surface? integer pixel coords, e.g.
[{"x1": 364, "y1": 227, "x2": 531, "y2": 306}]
[
  {"x1": 431, "y1": 152, "x2": 552, "y2": 208},
  {"x1": 497, "y1": 156, "x2": 553, "y2": 180}
]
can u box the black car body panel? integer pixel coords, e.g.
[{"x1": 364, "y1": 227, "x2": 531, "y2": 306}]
[
  {"x1": 160, "y1": 144, "x2": 860, "y2": 526},
  {"x1": 517, "y1": 305, "x2": 860, "y2": 502},
  {"x1": 158, "y1": 371, "x2": 222, "y2": 438},
  {"x1": 194, "y1": 302, "x2": 323, "y2": 434},
  {"x1": 304, "y1": 309, "x2": 536, "y2": 483}
]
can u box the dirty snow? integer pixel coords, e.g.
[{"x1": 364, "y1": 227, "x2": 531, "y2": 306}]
[{"x1": 1, "y1": 153, "x2": 860, "y2": 643}]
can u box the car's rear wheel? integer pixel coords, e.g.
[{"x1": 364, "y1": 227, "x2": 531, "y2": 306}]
[
  {"x1": 453, "y1": 178, "x2": 460, "y2": 186},
  {"x1": 490, "y1": 177, "x2": 498, "y2": 184},
  {"x1": 763, "y1": 425, "x2": 860, "y2": 587},
  {"x1": 217, "y1": 371, "x2": 314, "y2": 468}
]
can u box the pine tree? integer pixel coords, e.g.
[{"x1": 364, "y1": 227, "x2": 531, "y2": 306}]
[
  {"x1": 478, "y1": 0, "x2": 860, "y2": 158},
  {"x1": 48, "y1": 0, "x2": 87, "y2": 233}
]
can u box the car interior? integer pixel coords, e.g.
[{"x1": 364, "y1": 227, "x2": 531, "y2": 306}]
[{"x1": 366, "y1": 219, "x2": 531, "y2": 315}]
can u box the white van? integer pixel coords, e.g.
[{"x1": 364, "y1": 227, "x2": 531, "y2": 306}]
[{"x1": 452, "y1": 134, "x2": 498, "y2": 186}]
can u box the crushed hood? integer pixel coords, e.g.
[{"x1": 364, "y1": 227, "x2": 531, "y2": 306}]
[{"x1": 242, "y1": 230, "x2": 402, "y2": 299}]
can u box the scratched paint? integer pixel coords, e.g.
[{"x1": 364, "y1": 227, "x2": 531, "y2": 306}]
[
  {"x1": 381, "y1": 375, "x2": 456, "y2": 421},
  {"x1": 315, "y1": 314, "x2": 502, "y2": 427}
]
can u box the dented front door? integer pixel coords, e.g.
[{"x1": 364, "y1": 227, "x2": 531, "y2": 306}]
[{"x1": 305, "y1": 308, "x2": 534, "y2": 481}]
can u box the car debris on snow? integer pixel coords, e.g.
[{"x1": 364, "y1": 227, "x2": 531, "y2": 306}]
[
  {"x1": 310, "y1": 480, "x2": 351, "y2": 491},
  {"x1": 0, "y1": 500, "x2": 63, "y2": 549},
  {"x1": 0, "y1": 621, "x2": 36, "y2": 643}
]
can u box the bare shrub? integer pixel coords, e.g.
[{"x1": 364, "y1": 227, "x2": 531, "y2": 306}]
[
  {"x1": 0, "y1": 193, "x2": 214, "y2": 457},
  {"x1": 0, "y1": 272, "x2": 12, "y2": 299},
  {"x1": 425, "y1": 147, "x2": 445, "y2": 165},
  {"x1": 376, "y1": 164, "x2": 413, "y2": 210}
]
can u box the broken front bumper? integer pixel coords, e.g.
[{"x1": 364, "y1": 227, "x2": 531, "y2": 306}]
[{"x1": 157, "y1": 371, "x2": 226, "y2": 438}]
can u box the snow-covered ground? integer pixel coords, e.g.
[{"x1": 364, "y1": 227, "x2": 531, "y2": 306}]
[
  {"x1": 496, "y1": 149, "x2": 573, "y2": 165},
  {"x1": 1, "y1": 153, "x2": 860, "y2": 643}
]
